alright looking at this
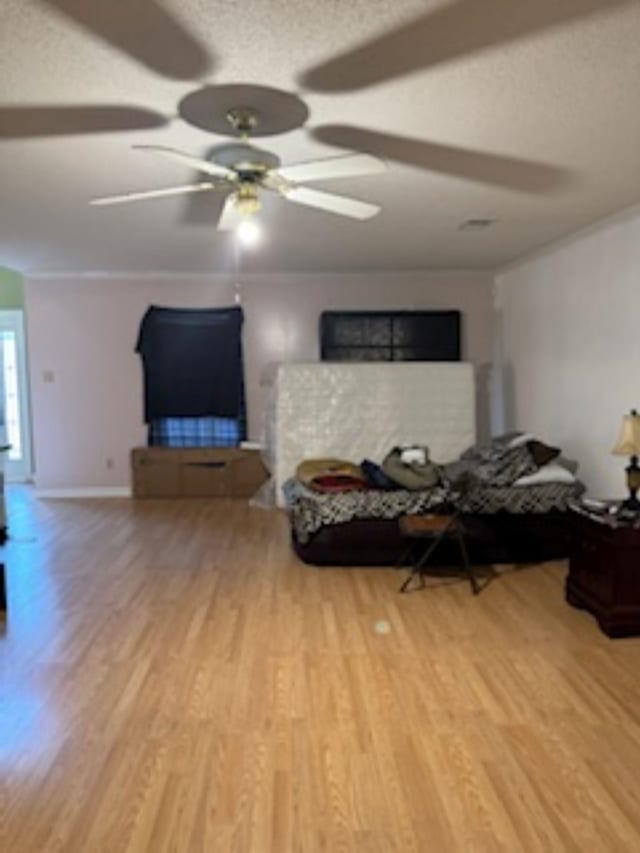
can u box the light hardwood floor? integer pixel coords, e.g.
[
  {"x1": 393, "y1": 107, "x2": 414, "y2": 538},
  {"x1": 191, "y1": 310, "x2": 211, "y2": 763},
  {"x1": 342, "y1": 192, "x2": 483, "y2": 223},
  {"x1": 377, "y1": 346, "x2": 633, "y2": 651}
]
[{"x1": 2, "y1": 487, "x2": 640, "y2": 852}]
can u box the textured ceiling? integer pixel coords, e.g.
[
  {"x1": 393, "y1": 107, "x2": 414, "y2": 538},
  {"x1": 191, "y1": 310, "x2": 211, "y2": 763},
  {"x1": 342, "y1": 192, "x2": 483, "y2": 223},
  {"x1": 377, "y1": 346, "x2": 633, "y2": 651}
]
[{"x1": 1, "y1": 0, "x2": 640, "y2": 275}]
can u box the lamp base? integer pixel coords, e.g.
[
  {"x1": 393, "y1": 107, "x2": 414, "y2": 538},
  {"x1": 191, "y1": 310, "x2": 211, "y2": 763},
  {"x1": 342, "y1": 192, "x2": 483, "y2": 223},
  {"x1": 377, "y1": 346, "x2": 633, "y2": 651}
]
[
  {"x1": 622, "y1": 495, "x2": 640, "y2": 512},
  {"x1": 624, "y1": 456, "x2": 640, "y2": 512}
]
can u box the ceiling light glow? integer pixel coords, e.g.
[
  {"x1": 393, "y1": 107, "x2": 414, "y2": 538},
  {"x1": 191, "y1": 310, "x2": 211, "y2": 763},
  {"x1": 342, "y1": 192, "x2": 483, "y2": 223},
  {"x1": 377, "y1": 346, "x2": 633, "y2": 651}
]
[{"x1": 236, "y1": 218, "x2": 262, "y2": 248}]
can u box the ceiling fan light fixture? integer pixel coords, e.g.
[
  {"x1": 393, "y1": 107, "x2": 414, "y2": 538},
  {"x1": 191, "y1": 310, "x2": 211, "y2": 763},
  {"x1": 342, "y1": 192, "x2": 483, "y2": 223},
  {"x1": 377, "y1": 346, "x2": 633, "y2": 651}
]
[
  {"x1": 234, "y1": 198, "x2": 260, "y2": 216},
  {"x1": 233, "y1": 182, "x2": 261, "y2": 216},
  {"x1": 233, "y1": 195, "x2": 261, "y2": 217},
  {"x1": 236, "y1": 218, "x2": 262, "y2": 247}
]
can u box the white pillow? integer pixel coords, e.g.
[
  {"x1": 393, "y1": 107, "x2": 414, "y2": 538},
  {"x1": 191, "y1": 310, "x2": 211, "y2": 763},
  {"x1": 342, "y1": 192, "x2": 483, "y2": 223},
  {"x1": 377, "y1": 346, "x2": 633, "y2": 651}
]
[
  {"x1": 507, "y1": 432, "x2": 535, "y2": 449},
  {"x1": 514, "y1": 463, "x2": 576, "y2": 487}
]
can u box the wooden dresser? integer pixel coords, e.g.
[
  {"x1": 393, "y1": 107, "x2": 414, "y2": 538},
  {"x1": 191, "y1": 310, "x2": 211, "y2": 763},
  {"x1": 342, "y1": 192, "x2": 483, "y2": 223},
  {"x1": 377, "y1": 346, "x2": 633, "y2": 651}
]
[{"x1": 567, "y1": 506, "x2": 640, "y2": 637}]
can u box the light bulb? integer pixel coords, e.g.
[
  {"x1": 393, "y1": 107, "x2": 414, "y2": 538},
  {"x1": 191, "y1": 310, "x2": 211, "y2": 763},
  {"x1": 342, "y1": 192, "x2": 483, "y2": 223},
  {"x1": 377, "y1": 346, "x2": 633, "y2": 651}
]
[{"x1": 236, "y1": 218, "x2": 262, "y2": 248}]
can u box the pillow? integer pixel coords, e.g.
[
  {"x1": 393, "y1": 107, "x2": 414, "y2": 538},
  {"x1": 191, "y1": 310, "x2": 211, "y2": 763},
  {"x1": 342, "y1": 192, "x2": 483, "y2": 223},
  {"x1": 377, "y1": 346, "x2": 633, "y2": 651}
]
[
  {"x1": 555, "y1": 455, "x2": 579, "y2": 474},
  {"x1": 507, "y1": 432, "x2": 535, "y2": 449},
  {"x1": 494, "y1": 431, "x2": 526, "y2": 447},
  {"x1": 514, "y1": 463, "x2": 576, "y2": 487},
  {"x1": 526, "y1": 439, "x2": 561, "y2": 467}
]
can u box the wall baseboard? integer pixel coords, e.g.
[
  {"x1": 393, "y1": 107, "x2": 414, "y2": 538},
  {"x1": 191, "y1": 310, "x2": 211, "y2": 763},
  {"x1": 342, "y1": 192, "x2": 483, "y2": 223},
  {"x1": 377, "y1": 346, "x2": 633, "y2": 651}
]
[{"x1": 36, "y1": 486, "x2": 132, "y2": 499}]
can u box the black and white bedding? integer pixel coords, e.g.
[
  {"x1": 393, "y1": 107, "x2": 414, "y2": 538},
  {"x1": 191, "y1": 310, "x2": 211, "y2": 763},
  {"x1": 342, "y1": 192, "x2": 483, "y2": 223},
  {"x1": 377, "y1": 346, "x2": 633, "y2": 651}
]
[
  {"x1": 284, "y1": 477, "x2": 583, "y2": 543},
  {"x1": 283, "y1": 478, "x2": 450, "y2": 544},
  {"x1": 284, "y1": 431, "x2": 585, "y2": 546},
  {"x1": 456, "y1": 481, "x2": 584, "y2": 515}
]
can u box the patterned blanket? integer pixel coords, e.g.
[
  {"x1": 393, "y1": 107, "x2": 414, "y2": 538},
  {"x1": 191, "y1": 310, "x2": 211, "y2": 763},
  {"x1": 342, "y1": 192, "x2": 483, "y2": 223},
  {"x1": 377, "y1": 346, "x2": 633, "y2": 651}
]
[
  {"x1": 457, "y1": 481, "x2": 584, "y2": 514},
  {"x1": 283, "y1": 479, "x2": 450, "y2": 543},
  {"x1": 283, "y1": 478, "x2": 584, "y2": 543}
]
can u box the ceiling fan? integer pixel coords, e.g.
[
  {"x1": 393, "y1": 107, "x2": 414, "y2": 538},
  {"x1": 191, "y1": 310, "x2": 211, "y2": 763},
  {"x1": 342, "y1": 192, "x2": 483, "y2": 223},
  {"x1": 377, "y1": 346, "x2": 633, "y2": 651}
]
[
  {"x1": 90, "y1": 108, "x2": 386, "y2": 227},
  {"x1": 0, "y1": 0, "x2": 632, "y2": 201}
]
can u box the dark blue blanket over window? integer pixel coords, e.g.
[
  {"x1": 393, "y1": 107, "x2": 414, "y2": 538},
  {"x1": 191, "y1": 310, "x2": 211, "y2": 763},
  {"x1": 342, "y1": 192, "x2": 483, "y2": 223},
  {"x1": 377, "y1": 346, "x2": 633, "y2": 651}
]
[{"x1": 136, "y1": 306, "x2": 246, "y2": 440}]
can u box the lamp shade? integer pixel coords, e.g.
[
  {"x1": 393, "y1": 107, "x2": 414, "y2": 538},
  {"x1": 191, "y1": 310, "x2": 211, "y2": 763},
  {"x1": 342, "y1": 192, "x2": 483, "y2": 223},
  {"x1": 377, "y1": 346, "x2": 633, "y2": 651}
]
[{"x1": 612, "y1": 411, "x2": 640, "y2": 456}]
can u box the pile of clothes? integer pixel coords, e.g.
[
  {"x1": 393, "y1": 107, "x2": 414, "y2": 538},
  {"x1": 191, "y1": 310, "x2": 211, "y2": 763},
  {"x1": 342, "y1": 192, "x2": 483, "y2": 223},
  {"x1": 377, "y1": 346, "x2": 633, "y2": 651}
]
[
  {"x1": 443, "y1": 432, "x2": 576, "y2": 488},
  {"x1": 294, "y1": 432, "x2": 578, "y2": 496},
  {"x1": 295, "y1": 446, "x2": 442, "y2": 494}
]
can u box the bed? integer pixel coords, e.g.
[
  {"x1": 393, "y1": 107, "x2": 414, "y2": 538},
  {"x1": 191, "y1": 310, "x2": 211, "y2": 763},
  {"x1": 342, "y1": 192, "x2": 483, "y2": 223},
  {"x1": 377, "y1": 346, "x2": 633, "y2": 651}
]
[
  {"x1": 268, "y1": 361, "x2": 582, "y2": 566},
  {"x1": 285, "y1": 477, "x2": 583, "y2": 566}
]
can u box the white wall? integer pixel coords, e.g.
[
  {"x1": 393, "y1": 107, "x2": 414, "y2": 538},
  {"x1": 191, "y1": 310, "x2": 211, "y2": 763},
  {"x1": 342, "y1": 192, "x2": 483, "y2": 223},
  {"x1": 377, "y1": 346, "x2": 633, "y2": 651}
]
[
  {"x1": 496, "y1": 205, "x2": 640, "y2": 497},
  {"x1": 24, "y1": 271, "x2": 493, "y2": 490}
]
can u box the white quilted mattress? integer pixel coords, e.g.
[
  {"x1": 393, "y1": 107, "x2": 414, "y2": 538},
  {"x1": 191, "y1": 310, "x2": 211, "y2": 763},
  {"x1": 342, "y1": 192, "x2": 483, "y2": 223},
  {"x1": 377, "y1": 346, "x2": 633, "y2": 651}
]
[{"x1": 272, "y1": 362, "x2": 476, "y2": 506}]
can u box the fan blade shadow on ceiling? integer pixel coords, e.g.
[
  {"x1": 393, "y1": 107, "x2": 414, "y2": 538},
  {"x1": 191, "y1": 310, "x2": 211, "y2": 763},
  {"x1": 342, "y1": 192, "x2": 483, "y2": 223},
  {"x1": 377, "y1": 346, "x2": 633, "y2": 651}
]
[
  {"x1": 0, "y1": 106, "x2": 168, "y2": 138},
  {"x1": 311, "y1": 125, "x2": 573, "y2": 193},
  {"x1": 300, "y1": 0, "x2": 633, "y2": 92},
  {"x1": 39, "y1": 0, "x2": 213, "y2": 80}
]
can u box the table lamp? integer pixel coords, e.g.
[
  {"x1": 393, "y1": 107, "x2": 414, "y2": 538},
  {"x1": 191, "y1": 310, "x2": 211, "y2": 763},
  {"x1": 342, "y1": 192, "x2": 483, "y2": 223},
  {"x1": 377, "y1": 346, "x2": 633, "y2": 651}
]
[{"x1": 612, "y1": 409, "x2": 640, "y2": 511}]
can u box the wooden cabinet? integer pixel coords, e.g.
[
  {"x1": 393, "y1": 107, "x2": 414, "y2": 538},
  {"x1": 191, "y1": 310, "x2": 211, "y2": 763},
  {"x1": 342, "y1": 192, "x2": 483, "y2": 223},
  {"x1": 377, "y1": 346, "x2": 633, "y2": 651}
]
[
  {"x1": 131, "y1": 447, "x2": 268, "y2": 499},
  {"x1": 567, "y1": 508, "x2": 640, "y2": 637}
]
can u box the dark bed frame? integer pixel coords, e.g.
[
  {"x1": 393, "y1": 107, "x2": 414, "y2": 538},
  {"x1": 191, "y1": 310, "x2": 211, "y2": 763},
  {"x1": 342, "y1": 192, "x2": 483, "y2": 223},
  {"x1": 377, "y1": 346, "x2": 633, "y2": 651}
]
[{"x1": 292, "y1": 511, "x2": 572, "y2": 567}]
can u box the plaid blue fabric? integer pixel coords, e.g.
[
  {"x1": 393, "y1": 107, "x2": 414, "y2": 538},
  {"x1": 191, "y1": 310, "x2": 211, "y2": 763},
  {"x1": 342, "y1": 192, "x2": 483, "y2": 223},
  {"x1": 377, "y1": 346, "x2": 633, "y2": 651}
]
[{"x1": 149, "y1": 416, "x2": 241, "y2": 448}]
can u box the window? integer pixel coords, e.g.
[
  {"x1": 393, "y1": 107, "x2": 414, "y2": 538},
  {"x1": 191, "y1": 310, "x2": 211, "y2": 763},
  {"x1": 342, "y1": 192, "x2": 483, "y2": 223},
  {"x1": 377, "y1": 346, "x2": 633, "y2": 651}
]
[
  {"x1": 1, "y1": 331, "x2": 22, "y2": 460},
  {"x1": 148, "y1": 416, "x2": 241, "y2": 448},
  {"x1": 136, "y1": 306, "x2": 246, "y2": 448},
  {"x1": 320, "y1": 310, "x2": 461, "y2": 362},
  {"x1": 0, "y1": 309, "x2": 32, "y2": 481}
]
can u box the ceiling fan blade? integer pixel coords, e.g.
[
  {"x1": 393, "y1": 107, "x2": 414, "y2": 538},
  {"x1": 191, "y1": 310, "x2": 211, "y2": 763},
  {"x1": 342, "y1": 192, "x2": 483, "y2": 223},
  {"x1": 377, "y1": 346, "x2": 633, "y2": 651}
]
[
  {"x1": 284, "y1": 186, "x2": 380, "y2": 220},
  {"x1": 39, "y1": 0, "x2": 212, "y2": 80},
  {"x1": 183, "y1": 192, "x2": 227, "y2": 226},
  {"x1": 133, "y1": 145, "x2": 235, "y2": 180},
  {"x1": 311, "y1": 125, "x2": 572, "y2": 192},
  {"x1": 217, "y1": 194, "x2": 245, "y2": 231},
  {"x1": 277, "y1": 154, "x2": 386, "y2": 183},
  {"x1": 90, "y1": 182, "x2": 215, "y2": 207},
  {"x1": 0, "y1": 105, "x2": 167, "y2": 139},
  {"x1": 300, "y1": 0, "x2": 633, "y2": 92}
]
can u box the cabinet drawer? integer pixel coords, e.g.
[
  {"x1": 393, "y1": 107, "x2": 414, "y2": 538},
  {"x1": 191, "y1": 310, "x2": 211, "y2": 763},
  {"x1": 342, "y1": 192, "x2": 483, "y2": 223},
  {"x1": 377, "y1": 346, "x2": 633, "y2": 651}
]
[{"x1": 181, "y1": 461, "x2": 229, "y2": 497}]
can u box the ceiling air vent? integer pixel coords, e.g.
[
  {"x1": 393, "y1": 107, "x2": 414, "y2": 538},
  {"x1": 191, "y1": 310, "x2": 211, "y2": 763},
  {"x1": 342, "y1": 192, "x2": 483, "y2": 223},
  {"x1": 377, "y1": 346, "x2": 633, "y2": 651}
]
[{"x1": 458, "y1": 218, "x2": 497, "y2": 231}]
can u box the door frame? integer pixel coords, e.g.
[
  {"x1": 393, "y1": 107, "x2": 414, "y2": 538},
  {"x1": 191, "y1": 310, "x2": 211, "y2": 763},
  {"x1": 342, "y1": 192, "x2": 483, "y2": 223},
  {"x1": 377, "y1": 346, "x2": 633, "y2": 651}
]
[{"x1": 0, "y1": 309, "x2": 33, "y2": 482}]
